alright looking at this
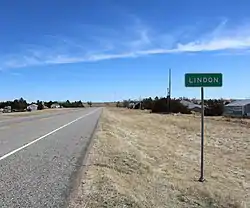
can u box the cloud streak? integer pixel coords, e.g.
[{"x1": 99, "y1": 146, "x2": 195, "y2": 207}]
[{"x1": 1, "y1": 19, "x2": 250, "y2": 70}]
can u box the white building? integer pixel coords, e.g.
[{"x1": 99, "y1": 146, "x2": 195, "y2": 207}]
[
  {"x1": 180, "y1": 100, "x2": 202, "y2": 112},
  {"x1": 27, "y1": 104, "x2": 38, "y2": 111},
  {"x1": 224, "y1": 99, "x2": 250, "y2": 117},
  {"x1": 51, "y1": 103, "x2": 61, "y2": 108}
]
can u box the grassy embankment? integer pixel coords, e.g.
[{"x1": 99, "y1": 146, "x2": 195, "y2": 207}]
[{"x1": 70, "y1": 108, "x2": 249, "y2": 208}]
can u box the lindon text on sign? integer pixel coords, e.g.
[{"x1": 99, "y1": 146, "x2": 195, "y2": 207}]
[
  {"x1": 185, "y1": 73, "x2": 223, "y2": 87},
  {"x1": 189, "y1": 77, "x2": 219, "y2": 84}
]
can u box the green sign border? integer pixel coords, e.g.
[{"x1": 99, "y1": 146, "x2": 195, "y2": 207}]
[{"x1": 185, "y1": 73, "x2": 223, "y2": 87}]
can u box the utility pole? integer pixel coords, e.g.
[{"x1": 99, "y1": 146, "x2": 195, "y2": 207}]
[
  {"x1": 167, "y1": 68, "x2": 171, "y2": 113},
  {"x1": 139, "y1": 96, "x2": 142, "y2": 110},
  {"x1": 114, "y1": 92, "x2": 116, "y2": 102}
]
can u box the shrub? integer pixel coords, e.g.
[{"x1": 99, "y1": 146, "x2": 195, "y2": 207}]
[
  {"x1": 151, "y1": 98, "x2": 191, "y2": 114},
  {"x1": 116, "y1": 101, "x2": 121, "y2": 107},
  {"x1": 204, "y1": 99, "x2": 224, "y2": 116},
  {"x1": 142, "y1": 97, "x2": 153, "y2": 109}
]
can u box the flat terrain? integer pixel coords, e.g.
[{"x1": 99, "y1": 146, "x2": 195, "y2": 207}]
[
  {"x1": 69, "y1": 108, "x2": 249, "y2": 208},
  {"x1": 0, "y1": 108, "x2": 102, "y2": 208},
  {"x1": 0, "y1": 108, "x2": 80, "y2": 118}
]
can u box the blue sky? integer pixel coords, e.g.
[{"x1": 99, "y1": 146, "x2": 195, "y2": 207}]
[{"x1": 1, "y1": 0, "x2": 250, "y2": 102}]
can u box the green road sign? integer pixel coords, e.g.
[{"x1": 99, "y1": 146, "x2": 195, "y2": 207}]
[
  {"x1": 184, "y1": 72, "x2": 223, "y2": 182},
  {"x1": 185, "y1": 73, "x2": 223, "y2": 87}
]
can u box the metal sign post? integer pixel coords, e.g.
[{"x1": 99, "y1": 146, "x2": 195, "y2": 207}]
[
  {"x1": 199, "y1": 87, "x2": 205, "y2": 182},
  {"x1": 185, "y1": 73, "x2": 223, "y2": 182}
]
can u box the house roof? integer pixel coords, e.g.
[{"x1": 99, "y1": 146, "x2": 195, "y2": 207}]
[
  {"x1": 180, "y1": 100, "x2": 202, "y2": 109},
  {"x1": 225, "y1": 99, "x2": 250, "y2": 107}
]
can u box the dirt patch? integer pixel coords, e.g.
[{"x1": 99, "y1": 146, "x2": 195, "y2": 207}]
[{"x1": 69, "y1": 108, "x2": 249, "y2": 208}]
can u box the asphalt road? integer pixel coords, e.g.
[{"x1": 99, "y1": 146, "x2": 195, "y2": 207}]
[{"x1": 0, "y1": 108, "x2": 102, "y2": 208}]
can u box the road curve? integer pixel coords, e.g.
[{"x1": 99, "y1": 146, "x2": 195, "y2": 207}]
[{"x1": 0, "y1": 108, "x2": 102, "y2": 208}]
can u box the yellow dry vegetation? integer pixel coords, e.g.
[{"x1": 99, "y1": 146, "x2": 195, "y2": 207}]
[{"x1": 69, "y1": 108, "x2": 249, "y2": 208}]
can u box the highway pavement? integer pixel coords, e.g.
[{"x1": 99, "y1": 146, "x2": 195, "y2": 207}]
[{"x1": 0, "y1": 108, "x2": 102, "y2": 207}]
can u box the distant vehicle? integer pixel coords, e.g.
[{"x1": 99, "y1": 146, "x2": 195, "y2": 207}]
[{"x1": 3, "y1": 106, "x2": 11, "y2": 113}]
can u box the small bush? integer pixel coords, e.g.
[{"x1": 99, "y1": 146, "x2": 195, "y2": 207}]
[
  {"x1": 151, "y1": 98, "x2": 191, "y2": 114},
  {"x1": 204, "y1": 100, "x2": 224, "y2": 116},
  {"x1": 142, "y1": 97, "x2": 153, "y2": 109}
]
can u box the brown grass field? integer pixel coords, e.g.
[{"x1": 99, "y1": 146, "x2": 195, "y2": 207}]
[{"x1": 69, "y1": 108, "x2": 249, "y2": 208}]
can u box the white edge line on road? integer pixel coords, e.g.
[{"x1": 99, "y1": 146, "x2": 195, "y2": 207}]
[{"x1": 0, "y1": 108, "x2": 100, "y2": 161}]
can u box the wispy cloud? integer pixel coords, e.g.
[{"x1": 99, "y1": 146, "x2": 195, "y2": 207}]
[
  {"x1": 1, "y1": 18, "x2": 250, "y2": 70},
  {"x1": 10, "y1": 72, "x2": 22, "y2": 76}
]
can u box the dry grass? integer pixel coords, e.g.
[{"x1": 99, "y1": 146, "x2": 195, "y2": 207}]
[{"x1": 69, "y1": 108, "x2": 250, "y2": 208}]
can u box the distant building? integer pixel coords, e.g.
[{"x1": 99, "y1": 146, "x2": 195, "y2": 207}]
[
  {"x1": 133, "y1": 102, "x2": 142, "y2": 109},
  {"x1": 224, "y1": 99, "x2": 250, "y2": 117},
  {"x1": 127, "y1": 102, "x2": 135, "y2": 109},
  {"x1": 127, "y1": 102, "x2": 142, "y2": 109},
  {"x1": 27, "y1": 104, "x2": 38, "y2": 111},
  {"x1": 180, "y1": 100, "x2": 202, "y2": 112},
  {"x1": 51, "y1": 103, "x2": 61, "y2": 108}
]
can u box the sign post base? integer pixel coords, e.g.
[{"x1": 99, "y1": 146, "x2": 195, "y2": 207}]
[{"x1": 199, "y1": 177, "x2": 205, "y2": 182}]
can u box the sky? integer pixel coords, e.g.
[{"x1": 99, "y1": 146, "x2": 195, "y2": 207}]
[{"x1": 0, "y1": 0, "x2": 250, "y2": 102}]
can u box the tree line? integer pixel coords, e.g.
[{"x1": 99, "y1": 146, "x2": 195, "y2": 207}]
[
  {"x1": 117, "y1": 97, "x2": 225, "y2": 116},
  {"x1": 0, "y1": 98, "x2": 90, "y2": 112},
  {"x1": 0, "y1": 98, "x2": 28, "y2": 111}
]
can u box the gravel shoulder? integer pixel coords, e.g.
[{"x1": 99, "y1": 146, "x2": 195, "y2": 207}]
[{"x1": 69, "y1": 108, "x2": 249, "y2": 208}]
